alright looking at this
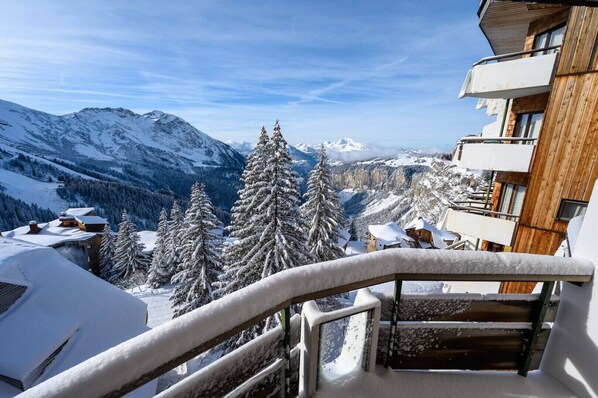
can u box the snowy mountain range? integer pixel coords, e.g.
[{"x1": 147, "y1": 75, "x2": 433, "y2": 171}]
[
  {"x1": 0, "y1": 100, "x2": 244, "y2": 230},
  {"x1": 0, "y1": 100, "x2": 244, "y2": 172},
  {"x1": 295, "y1": 138, "x2": 367, "y2": 155},
  {"x1": 229, "y1": 137, "x2": 437, "y2": 166},
  {"x1": 0, "y1": 99, "x2": 471, "y2": 237}
]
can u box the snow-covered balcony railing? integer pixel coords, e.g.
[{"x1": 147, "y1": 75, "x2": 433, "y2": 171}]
[
  {"x1": 438, "y1": 203, "x2": 519, "y2": 247},
  {"x1": 459, "y1": 46, "x2": 559, "y2": 99},
  {"x1": 23, "y1": 249, "x2": 593, "y2": 398},
  {"x1": 453, "y1": 136, "x2": 537, "y2": 172}
]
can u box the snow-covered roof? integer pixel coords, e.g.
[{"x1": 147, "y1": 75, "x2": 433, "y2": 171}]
[
  {"x1": 0, "y1": 238, "x2": 153, "y2": 396},
  {"x1": 3, "y1": 219, "x2": 98, "y2": 247},
  {"x1": 345, "y1": 241, "x2": 367, "y2": 257},
  {"x1": 405, "y1": 217, "x2": 459, "y2": 249},
  {"x1": 368, "y1": 223, "x2": 414, "y2": 247},
  {"x1": 337, "y1": 228, "x2": 351, "y2": 248},
  {"x1": 65, "y1": 208, "x2": 96, "y2": 217},
  {"x1": 74, "y1": 216, "x2": 107, "y2": 225},
  {"x1": 137, "y1": 231, "x2": 157, "y2": 254},
  {"x1": 405, "y1": 217, "x2": 434, "y2": 231}
]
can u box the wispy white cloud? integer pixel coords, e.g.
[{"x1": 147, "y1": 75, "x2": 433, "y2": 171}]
[{"x1": 0, "y1": 0, "x2": 492, "y2": 147}]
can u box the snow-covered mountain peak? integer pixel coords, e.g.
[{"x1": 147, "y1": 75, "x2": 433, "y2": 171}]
[
  {"x1": 323, "y1": 138, "x2": 367, "y2": 152},
  {"x1": 74, "y1": 107, "x2": 137, "y2": 118},
  {"x1": 0, "y1": 99, "x2": 244, "y2": 170},
  {"x1": 294, "y1": 138, "x2": 368, "y2": 155},
  {"x1": 143, "y1": 110, "x2": 181, "y2": 124}
]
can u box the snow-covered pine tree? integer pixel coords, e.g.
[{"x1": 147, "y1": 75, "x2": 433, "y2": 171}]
[
  {"x1": 110, "y1": 210, "x2": 147, "y2": 283},
  {"x1": 348, "y1": 219, "x2": 358, "y2": 241},
  {"x1": 213, "y1": 122, "x2": 312, "y2": 351},
  {"x1": 252, "y1": 121, "x2": 312, "y2": 276},
  {"x1": 146, "y1": 208, "x2": 170, "y2": 288},
  {"x1": 214, "y1": 127, "x2": 270, "y2": 297},
  {"x1": 219, "y1": 122, "x2": 311, "y2": 294},
  {"x1": 171, "y1": 183, "x2": 222, "y2": 318},
  {"x1": 302, "y1": 145, "x2": 346, "y2": 262},
  {"x1": 165, "y1": 201, "x2": 183, "y2": 279},
  {"x1": 99, "y1": 224, "x2": 115, "y2": 281}
]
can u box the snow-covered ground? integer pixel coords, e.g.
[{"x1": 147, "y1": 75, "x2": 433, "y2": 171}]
[
  {"x1": 360, "y1": 193, "x2": 405, "y2": 217},
  {"x1": 338, "y1": 189, "x2": 357, "y2": 205},
  {"x1": 0, "y1": 168, "x2": 67, "y2": 213},
  {"x1": 345, "y1": 241, "x2": 367, "y2": 256},
  {"x1": 356, "y1": 153, "x2": 434, "y2": 167},
  {"x1": 127, "y1": 284, "x2": 175, "y2": 328},
  {"x1": 137, "y1": 231, "x2": 157, "y2": 255},
  {"x1": 125, "y1": 283, "x2": 223, "y2": 393}
]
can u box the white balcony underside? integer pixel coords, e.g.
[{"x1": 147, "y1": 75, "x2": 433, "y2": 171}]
[
  {"x1": 440, "y1": 208, "x2": 516, "y2": 246},
  {"x1": 460, "y1": 53, "x2": 557, "y2": 99},
  {"x1": 454, "y1": 143, "x2": 534, "y2": 172}
]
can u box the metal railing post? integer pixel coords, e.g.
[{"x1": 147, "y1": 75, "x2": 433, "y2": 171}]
[
  {"x1": 385, "y1": 278, "x2": 402, "y2": 368},
  {"x1": 518, "y1": 281, "x2": 555, "y2": 376},
  {"x1": 281, "y1": 306, "x2": 291, "y2": 398}
]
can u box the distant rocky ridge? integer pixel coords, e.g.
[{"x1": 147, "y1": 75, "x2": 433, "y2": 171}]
[{"x1": 336, "y1": 160, "x2": 482, "y2": 238}]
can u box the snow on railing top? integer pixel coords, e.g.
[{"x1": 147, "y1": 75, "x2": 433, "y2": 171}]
[{"x1": 23, "y1": 249, "x2": 594, "y2": 398}]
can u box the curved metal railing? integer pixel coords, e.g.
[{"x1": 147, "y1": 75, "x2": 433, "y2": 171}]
[{"x1": 22, "y1": 249, "x2": 594, "y2": 398}]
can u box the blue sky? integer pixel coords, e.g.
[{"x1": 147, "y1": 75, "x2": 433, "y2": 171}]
[{"x1": 0, "y1": 0, "x2": 492, "y2": 150}]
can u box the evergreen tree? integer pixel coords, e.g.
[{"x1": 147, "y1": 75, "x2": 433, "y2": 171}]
[
  {"x1": 216, "y1": 121, "x2": 312, "y2": 348},
  {"x1": 302, "y1": 145, "x2": 346, "y2": 262},
  {"x1": 146, "y1": 208, "x2": 170, "y2": 288},
  {"x1": 215, "y1": 128, "x2": 270, "y2": 296},
  {"x1": 348, "y1": 219, "x2": 358, "y2": 241},
  {"x1": 218, "y1": 121, "x2": 311, "y2": 294},
  {"x1": 171, "y1": 183, "x2": 222, "y2": 318},
  {"x1": 99, "y1": 224, "x2": 115, "y2": 281},
  {"x1": 110, "y1": 210, "x2": 147, "y2": 283},
  {"x1": 165, "y1": 201, "x2": 184, "y2": 278}
]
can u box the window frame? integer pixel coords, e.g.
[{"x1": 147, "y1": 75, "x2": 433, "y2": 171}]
[
  {"x1": 556, "y1": 199, "x2": 588, "y2": 222},
  {"x1": 532, "y1": 24, "x2": 566, "y2": 56},
  {"x1": 498, "y1": 183, "x2": 526, "y2": 220},
  {"x1": 513, "y1": 111, "x2": 544, "y2": 144}
]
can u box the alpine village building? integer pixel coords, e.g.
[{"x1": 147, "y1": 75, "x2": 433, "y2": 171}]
[{"x1": 439, "y1": 0, "x2": 598, "y2": 293}]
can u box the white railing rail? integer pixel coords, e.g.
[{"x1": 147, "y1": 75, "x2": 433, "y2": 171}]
[
  {"x1": 472, "y1": 45, "x2": 561, "y2": 66},
  {"x1": 23, "y1": 250, "x2": 594, "y2": 398}
]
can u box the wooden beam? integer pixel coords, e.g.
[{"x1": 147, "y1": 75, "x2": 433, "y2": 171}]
[
  {"x1": 506, "y1": 0, "x2": 598, "y2": 7},
  {"x1": 375, "y1": 293, "x2": 560, "y2": 323}
]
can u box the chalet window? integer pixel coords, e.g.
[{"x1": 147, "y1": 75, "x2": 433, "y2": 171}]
[
  {"x1": 498, "y1": 184, "x2": 526, "y2": 220},
  {"x1": 557, "y1": 199, "x2": 588, "y2": 221},
  {"x1": 513, "y1": 111, "x2": 543, "y2": 144},
  {"x1": 533, "y1": 24, "x2": 565, "y2": 56}
]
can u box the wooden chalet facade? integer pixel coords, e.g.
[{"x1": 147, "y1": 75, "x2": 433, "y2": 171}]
[
  {"x1": 367, "y1": 222, "x2": 416, "y2": 252},
  {"x1": 445, "y1": 1, "x2": 598, "y2": 293}
]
